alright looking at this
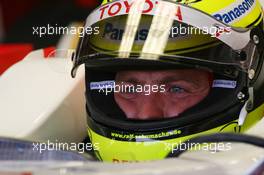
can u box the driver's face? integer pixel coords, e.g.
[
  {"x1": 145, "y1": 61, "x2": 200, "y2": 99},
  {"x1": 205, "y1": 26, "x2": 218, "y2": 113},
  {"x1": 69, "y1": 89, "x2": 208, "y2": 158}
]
[{"x1": 114, "y1": 70, "x2": 212, "y2": 120}]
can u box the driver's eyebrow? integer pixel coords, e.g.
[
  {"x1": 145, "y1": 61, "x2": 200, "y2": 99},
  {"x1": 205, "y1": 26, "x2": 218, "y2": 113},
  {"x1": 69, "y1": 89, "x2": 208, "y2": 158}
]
[
  {"x1": 115, "y1": 78, "x2": 143, "y2": 85},
  {"x1": 159, "y1": 76, "x2": 199, "y2": 86}
]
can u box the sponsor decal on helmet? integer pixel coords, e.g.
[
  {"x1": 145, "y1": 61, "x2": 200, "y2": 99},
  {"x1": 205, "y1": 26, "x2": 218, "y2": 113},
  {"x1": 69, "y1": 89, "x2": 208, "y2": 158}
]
[
  {"x1": 103, "y1": 0, "x2": 202, "y2": 5},
  {"x1": 112, "y1": 158, "x2": 139, "y2": 163},
  {"x1": 101, "y1": 22, "x2": 231, "y2": 44},
  {"x1": 90, "y1": 80, "x2": 115, "y2": 90},
  {"x1": 103, "y1": 23, "x2": 149, "y2": 41},
  {"x1": 110, "y1": 129, "x2": 182, "y2": 141},
  {"x1": 213, "y1": 0, "x2": 255, "y2": 24},
  {"x1": 212, "y1": 80, "x2": 237, "y2": 89},
  {"x1": 99, "y1": 0, "x2": 183, "y2": 21}
]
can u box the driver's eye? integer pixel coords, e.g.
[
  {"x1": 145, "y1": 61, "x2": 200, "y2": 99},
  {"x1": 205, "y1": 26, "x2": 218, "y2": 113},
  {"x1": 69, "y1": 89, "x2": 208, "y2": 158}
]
[
  {"x1": 124, "y1": 86, "x2": 136, "y2": 93},
  {"x1": 169, "y1": 86, "x2": 185, "y2": 93}
]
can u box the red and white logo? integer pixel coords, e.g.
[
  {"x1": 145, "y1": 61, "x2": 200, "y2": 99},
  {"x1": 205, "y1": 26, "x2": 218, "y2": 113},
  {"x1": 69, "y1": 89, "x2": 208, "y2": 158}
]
[{"x1": 98, "y1": 0, "x2": 183, "y2": 21}]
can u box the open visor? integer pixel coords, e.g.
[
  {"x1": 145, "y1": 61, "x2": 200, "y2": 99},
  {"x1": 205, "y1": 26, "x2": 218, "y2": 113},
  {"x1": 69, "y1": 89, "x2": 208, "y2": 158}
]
[{"x1": 72, "y1": 0, "x2": 259, "y2": 77}]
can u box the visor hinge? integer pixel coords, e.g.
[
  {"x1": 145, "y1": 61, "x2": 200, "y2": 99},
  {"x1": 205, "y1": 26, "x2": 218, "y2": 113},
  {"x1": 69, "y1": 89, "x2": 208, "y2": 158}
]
[
  {"x1": 248, "y1": 69, "x2": 255, "y2": 80},
  {"x1": 238, "y1": 87, "x2": 254, "y2": 126},
  {"x1": 252, "y1": 35, "x2": 260, "y2": 45}
]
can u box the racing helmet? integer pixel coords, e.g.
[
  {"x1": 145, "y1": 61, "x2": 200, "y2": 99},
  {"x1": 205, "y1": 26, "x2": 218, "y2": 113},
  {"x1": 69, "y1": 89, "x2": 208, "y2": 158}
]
[{"x1": 72, "y1": 0, "x2": 264, "y2": 162}]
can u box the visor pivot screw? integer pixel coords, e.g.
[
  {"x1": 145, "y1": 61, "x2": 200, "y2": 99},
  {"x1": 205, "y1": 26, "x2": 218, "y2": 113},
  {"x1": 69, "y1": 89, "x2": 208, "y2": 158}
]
[
  {"x1": 237, "y1": 51, "x2": 247, "y2": 61},
  {"x1": 246, "y1": 101, "x2": 253, "y2": 110},
  {"x1": 253, "y1": 35, "x2": 260, "y2": 44},
  {"x1": 248, "y1": 69, "x2": 255, "y2": 80},
  {"x1": 237, "y1": 92, "x2": 246, "y2": 100},
  {"x1": 224, "y1": 68, "x2": 233, "y2": 75}
]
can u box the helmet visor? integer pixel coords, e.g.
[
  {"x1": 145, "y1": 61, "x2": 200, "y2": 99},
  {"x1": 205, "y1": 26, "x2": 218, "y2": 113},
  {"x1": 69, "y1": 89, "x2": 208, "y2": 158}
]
[{"x1": 72, "y1": 0, "x2": 258, "y2": 77}]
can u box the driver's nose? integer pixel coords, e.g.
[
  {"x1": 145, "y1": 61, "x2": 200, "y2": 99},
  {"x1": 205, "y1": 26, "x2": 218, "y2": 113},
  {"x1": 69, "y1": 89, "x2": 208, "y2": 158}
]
[{"x1": 135, "y1": 94, "x2": 164, "y2": 120}]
